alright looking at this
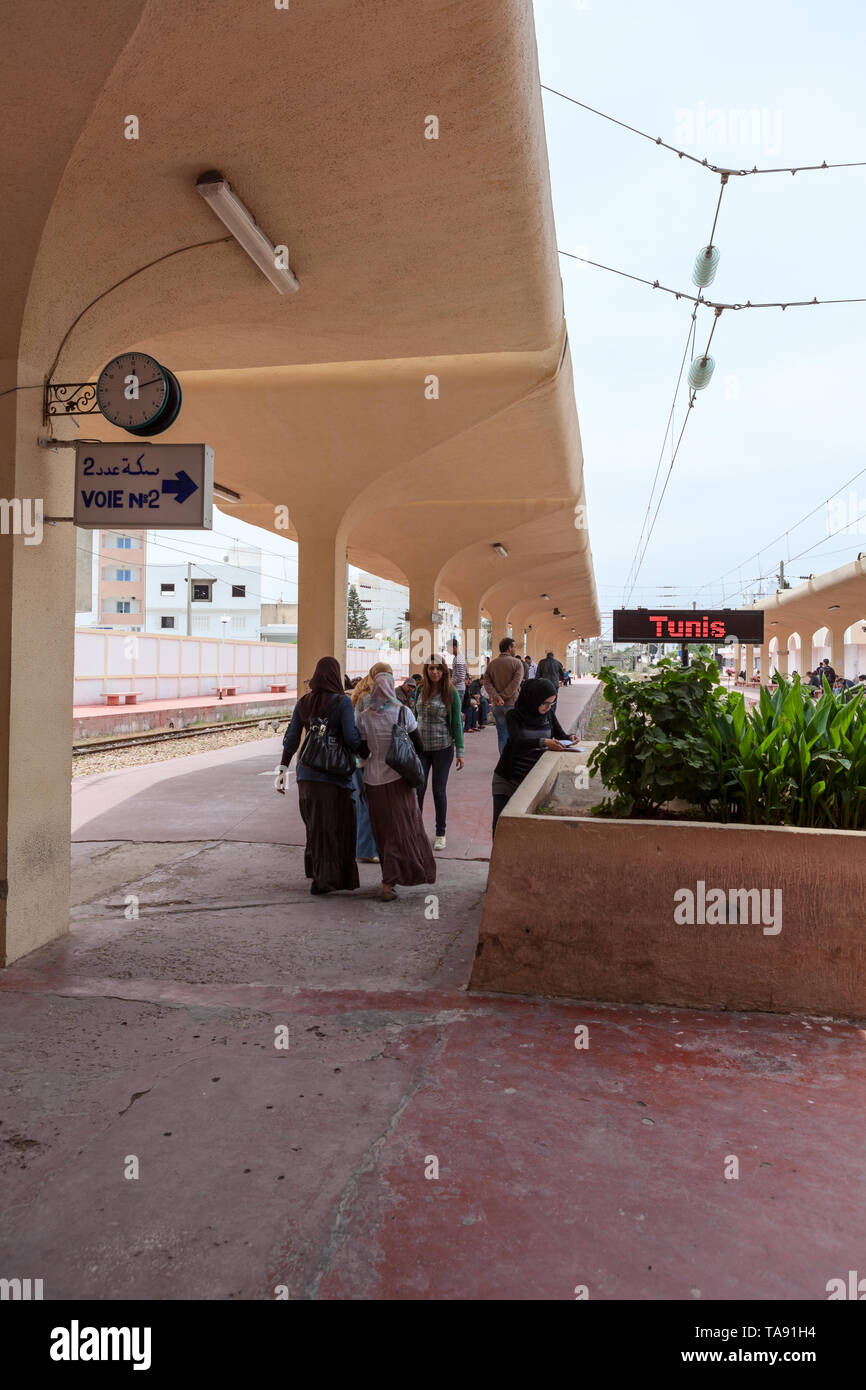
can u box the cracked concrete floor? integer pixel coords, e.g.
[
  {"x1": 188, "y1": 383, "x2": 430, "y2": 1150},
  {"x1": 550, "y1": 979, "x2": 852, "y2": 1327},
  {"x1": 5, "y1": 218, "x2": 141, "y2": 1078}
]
[{"x1": 3, "y1": 691, "x2": 866, "y2": 1300}]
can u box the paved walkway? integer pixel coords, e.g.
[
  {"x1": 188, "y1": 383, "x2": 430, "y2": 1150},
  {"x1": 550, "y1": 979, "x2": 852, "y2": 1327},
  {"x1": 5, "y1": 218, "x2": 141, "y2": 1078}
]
[{"x1": 3, "y1": 677, "x2": 865, "y2": 1300}]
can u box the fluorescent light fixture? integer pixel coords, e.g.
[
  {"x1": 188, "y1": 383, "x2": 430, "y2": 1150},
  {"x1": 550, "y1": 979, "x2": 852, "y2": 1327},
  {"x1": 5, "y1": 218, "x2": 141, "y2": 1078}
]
[
  {"x1": 196, "y1": 171, "x2": 299, "y2": 294},
  {"x1": 492, "y1": 543, "x2": 508, "y2": 558},
  {"x1": 213, "y1": 482, "x2": 241, "y2": 503}
]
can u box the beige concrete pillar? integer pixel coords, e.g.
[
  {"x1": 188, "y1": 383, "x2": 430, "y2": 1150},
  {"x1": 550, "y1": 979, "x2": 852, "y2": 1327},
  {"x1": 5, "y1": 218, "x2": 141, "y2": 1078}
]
[
  {"x1": 456, "y1": 592, "x2": 486, "y2": 677},
  {"x1": 759, "y1": 642, "x2": 771, "y2": 685},
  {"x1": 486, "y1": 607, "x2": 512, "y2": 651},
  {"x1": 406, "y1": 572, "x2": 440, "y2": 674},
  {"x1": 776, "y1": 640, "x2": 789, "y2": 677},
  {"x1": 295, "y1": 515, "x2": 348, "y2": 696},
  {"x1": 1, "y1": 366, "x2": 77, "y2": 964},
  {"x1": 744, "y1": 644, "x2": 754, "y2": 683}
]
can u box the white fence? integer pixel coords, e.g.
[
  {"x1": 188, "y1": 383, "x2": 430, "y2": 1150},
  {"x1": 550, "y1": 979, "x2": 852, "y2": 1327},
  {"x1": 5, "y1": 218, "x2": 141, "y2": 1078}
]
[{"x1": 74, "y1": 628, "x2": 408, "y2": 705}]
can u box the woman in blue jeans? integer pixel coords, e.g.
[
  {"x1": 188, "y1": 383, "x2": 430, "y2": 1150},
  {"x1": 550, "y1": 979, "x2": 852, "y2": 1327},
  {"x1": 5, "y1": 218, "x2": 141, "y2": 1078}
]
[{"x1": 413, "y1": 653, "x2": 465, "y2": 850}]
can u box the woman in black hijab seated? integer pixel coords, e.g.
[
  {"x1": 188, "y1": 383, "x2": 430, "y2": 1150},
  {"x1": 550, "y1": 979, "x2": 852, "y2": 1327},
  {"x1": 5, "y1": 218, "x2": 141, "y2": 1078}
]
[{"x1": 491, "y1": 678, "x2": 571, "y2": 835}]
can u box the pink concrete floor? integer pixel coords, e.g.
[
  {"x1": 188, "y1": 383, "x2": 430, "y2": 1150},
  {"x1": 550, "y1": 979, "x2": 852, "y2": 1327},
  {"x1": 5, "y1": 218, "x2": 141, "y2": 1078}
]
[
  {"x1": 74, "y1": 690, "x2": 296, "y2": 719},
  {"x1": 3, "y1": 678, "x2": 866, "y2": 1301}
]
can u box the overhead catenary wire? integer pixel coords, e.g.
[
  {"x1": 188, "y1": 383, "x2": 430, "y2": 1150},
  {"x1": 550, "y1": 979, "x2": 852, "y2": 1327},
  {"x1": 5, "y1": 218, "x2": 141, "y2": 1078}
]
[
  {"x1": 557, "y1": 248, "x2": 866, "y2": 312},
  {"x1": 618, "y1": 169, "x2": 729, "y2": 604},
  {"x1": 697, "y1": 460, "x2": 866, "y2": 601},
  {"x1": 540, "y1": 85, "x2": 866, "y2": 179},
  {"x1": 620, "y1": 306, "x2": 699, "y2": 605}
]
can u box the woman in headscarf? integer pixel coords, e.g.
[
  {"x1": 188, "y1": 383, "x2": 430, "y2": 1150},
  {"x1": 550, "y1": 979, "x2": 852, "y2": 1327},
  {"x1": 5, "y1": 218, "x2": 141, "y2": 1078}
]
[
  {"x1": 349, "y1": 661, "x2": 393, "y2": 863},
  {"x1": 277, "y1": 657, "x2": 365, "y2": 894},
  {"x1": 491, "y1": 678, "x2": 571, "y2": 835},
  {"x1": 355, "y1": 672, "x2": 436, "y2": 901}
]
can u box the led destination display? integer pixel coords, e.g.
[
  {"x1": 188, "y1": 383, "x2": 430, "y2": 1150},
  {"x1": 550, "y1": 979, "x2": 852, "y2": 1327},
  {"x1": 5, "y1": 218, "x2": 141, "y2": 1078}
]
[{"x1": 612, "y1": 609, "x2": 765, "y2": 644}]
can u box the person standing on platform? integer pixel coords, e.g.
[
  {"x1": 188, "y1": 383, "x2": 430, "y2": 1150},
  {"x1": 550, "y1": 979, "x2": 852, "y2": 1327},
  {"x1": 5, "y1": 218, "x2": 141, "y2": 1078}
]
[
  {"x1": 350, "y1": 661, "x2": 393, "y2": 863},
  {"x1": 483, "y1": 636, "x2": 525, "y2": 754},
  {"x1": 450, "y1": 638, "x2": 468, "y2": 726},
  {"x1": 491, "y1": 678, "x2": 570, "y2": 835},
  {"x1": 277, "y1": 656, "x2": 364, "y2": 895},
  {"x1": 414, "y1": 652, "x2": 465, "y2": 850},
  {"x1": 396, "y1": 674, "x2": 419, "y2": 708},
  {"x1": 536, "y1": 650, "x2": 565, "y2": 686},
  {"x1": 356, "y1": 672, "x2": 436, "y2": 901}
]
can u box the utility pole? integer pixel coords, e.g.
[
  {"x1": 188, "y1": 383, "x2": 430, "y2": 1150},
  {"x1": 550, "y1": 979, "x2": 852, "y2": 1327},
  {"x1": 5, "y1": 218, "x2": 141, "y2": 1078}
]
[
  {"x1": 777, "y1": 560, "x2": 791, "y2": 590},
  {"x1": 186, "y1": 561, "x2": 192, "y2": 636}
]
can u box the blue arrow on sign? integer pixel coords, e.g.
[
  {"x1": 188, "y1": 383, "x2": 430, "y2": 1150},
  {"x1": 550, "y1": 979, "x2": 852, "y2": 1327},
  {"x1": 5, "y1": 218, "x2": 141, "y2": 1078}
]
[{"x1": 161, "y1": 470, "x2": 198, "y2": 505}]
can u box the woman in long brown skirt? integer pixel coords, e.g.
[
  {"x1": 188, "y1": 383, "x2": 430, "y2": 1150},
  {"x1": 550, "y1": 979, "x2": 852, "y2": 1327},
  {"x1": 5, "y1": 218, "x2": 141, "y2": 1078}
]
[{"x1": 356, "y1": 673, "x2": 436, "y2": 900}]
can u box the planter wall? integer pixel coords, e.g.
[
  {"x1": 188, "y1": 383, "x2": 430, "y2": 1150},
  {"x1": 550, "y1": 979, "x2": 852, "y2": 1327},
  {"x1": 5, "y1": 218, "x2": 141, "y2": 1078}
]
[{"x1": 471, "y1": 752, "x2": 866, "y2": 1021}]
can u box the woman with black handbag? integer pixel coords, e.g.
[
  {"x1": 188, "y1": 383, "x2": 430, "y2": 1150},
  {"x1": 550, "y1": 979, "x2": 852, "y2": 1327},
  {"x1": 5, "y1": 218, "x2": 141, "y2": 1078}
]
[
  {"x1": 277, "y1": 656, "x2": 365, "y2": 895},
  {"x1": 355, "y1": 673, "x2": 435, "y2": 901}
]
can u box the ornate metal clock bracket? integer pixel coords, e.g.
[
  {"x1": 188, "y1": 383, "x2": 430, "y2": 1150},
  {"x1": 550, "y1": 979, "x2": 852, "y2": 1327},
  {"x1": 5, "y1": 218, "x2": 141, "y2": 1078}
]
[{"x1": 42, "y1": 380, "x2": 101, "y2": 425}]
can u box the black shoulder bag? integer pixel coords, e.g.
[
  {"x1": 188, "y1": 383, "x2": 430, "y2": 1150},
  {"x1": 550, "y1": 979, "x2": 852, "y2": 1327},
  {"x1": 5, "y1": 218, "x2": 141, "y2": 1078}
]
[
  {"x1": 385, "y1": 704, "x2": 425, "y2": 788},
  {"x1": 298, "y1": 694, "x2": 356, "y2": 779}
]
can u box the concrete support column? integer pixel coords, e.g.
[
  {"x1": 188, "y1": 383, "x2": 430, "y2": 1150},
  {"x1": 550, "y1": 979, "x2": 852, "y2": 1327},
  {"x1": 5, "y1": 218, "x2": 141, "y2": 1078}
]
[
  {"x1": 759, "y1": 642, "x2": 771, "y2": 685},
  {"x1": 295, "y1": 516, "x2": 348, "y2": 696},
  {"x1": 487, "y1": 607, "x2": 512, "y2": 650},
  {"x1": 744, "y1": 644, "x2": 754, "y2": 682},
  {"x1": 456, "y1": 592, "x2": 486, "y2": 677},
  {"x1": 406, "y1": 572, "x2": 440, "y2": 673},
  {"x1": 1, "y1": 368, "x2": 76, "y2": 965},
  {"x1": 776, "y1": 641, "x2": 789, "y2": 677}
]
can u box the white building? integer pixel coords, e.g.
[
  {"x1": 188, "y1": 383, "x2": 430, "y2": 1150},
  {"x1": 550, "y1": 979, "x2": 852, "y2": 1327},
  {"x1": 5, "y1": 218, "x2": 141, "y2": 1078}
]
[
  {"x1": 348, "y1": 566, "x2": 409, "y2": 636},
  {"x1": 145, "y1": 546, "x2": 263, "y2": 638}
]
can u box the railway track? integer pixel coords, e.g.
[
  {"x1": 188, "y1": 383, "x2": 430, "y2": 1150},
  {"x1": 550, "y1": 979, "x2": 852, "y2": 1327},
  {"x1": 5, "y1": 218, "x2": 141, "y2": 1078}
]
[{"x1": 73, "y1": 713, "x2": 290, "y2": 757}]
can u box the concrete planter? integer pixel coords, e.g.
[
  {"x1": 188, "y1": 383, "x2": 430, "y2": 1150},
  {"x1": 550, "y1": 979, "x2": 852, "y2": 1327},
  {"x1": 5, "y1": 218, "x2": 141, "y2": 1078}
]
[{"x1": 470, "y1": 751, "x2": 866, "y2": 1021}]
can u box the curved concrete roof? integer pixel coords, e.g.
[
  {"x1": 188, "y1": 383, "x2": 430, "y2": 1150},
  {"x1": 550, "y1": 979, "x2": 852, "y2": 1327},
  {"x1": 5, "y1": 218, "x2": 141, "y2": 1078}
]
[
  {"x1": 12, "y1": 0, "x2": 600, "y2": 647},
  {"x1": 757, "y1": 555, "x2": 866, "y2": 641}
]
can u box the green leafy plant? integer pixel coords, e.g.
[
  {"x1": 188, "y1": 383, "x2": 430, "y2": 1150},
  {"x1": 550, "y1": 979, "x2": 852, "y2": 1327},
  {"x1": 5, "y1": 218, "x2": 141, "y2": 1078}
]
[
  {"x1": 706, "y1": 674, "x2": 866, "y2": 828},
  {"x1": 589, "y1": 660, "x2": 866, "y2": 828},
  {"x1": 587, "y1": 654, "x2": 722, "y2": 816}
]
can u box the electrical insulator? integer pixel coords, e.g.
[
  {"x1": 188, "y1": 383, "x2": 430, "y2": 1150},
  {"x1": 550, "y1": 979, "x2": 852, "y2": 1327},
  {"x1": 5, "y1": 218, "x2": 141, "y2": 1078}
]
[
  {"x1": 692, "y1": 245, "x2": 720, "y2": 288},
  {"x1": 688, "y1": 355, "x2": 716, "y2": 390}
]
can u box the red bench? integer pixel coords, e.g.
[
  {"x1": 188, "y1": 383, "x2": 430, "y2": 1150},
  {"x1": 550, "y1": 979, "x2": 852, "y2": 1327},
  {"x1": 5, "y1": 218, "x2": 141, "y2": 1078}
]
[
  {"x1": 100, "y1": 692, "x2": 139, "y2": 705},
  {"x1": 214, "y1": 686, "x2": 238, "y2": 697},
  {"x1": 268, "y1": 684, "x2": 288, "y2": 693}
]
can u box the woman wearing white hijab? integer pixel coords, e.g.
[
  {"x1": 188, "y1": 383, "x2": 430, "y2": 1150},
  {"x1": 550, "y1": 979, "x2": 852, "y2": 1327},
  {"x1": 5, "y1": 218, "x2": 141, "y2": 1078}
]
[{"x1": 355, "y1": 673, "x2": 436, "y2": 901}]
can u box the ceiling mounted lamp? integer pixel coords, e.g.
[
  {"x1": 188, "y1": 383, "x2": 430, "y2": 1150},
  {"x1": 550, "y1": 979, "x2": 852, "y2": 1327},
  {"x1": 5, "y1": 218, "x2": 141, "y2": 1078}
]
[
  {"x1": 213, "y1": 482, "x2": 242, "y2": 503},
  {"x1": 196, "y1": 171, "x2": 300, "y2": 294},
  {"x1": 492, "y1": 543, "x2": 508, "y2": 558},
  {"x1": 828, "y1": 604, "x2": 841, "y2": 610},
  {"x1": 540, "y1": 593, "x2": 550, "y2": 600}
]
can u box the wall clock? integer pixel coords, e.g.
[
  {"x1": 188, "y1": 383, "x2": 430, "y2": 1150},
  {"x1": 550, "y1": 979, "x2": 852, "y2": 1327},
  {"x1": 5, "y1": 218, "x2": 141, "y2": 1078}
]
[{"x1": 96, "y1": 352, "x2": 182, "y2": 437}]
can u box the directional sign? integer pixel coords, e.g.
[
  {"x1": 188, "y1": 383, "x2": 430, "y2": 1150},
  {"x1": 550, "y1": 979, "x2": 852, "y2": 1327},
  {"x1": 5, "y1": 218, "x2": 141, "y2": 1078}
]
[
  {"x1": 612, "y1": 608, "x2": 764, "y2": 644},
  {"x1": 73, "y1": 444, "x2": 214, "y2": 529}
]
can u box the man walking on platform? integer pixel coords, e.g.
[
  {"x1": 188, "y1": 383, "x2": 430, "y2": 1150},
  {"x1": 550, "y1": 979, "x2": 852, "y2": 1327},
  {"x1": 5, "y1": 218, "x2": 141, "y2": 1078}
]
[
  {"x1": 536, "y1": 650, "x2": 565, "y2": 686},
  {"x1": 483, "y1": 636, "x2": 525, "y2": 753}
]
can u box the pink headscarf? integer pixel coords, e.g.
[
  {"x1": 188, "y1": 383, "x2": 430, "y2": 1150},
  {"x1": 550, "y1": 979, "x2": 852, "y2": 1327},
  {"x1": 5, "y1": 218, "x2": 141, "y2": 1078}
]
[{"x1": 368, "y1": 671, "x2": 401, "y2": 711}]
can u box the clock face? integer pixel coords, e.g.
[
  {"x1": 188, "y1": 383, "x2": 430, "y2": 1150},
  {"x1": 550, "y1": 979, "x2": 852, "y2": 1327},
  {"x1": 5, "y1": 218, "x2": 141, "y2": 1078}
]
[{"x1": 97, "y1": 353, "x2": 169, "y2": 431}]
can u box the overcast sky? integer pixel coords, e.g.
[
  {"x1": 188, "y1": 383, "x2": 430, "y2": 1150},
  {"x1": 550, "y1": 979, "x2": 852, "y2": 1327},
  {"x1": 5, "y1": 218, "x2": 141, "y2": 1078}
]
[{"x1": 534, "y1": 0, "x2": 866, "y2": 634}]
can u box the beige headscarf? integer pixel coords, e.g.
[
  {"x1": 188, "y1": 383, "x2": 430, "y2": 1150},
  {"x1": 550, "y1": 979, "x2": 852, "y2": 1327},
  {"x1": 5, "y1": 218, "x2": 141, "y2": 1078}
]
[{"x1": 351, "y1": 660, "x2": 393, "y2": 708}]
